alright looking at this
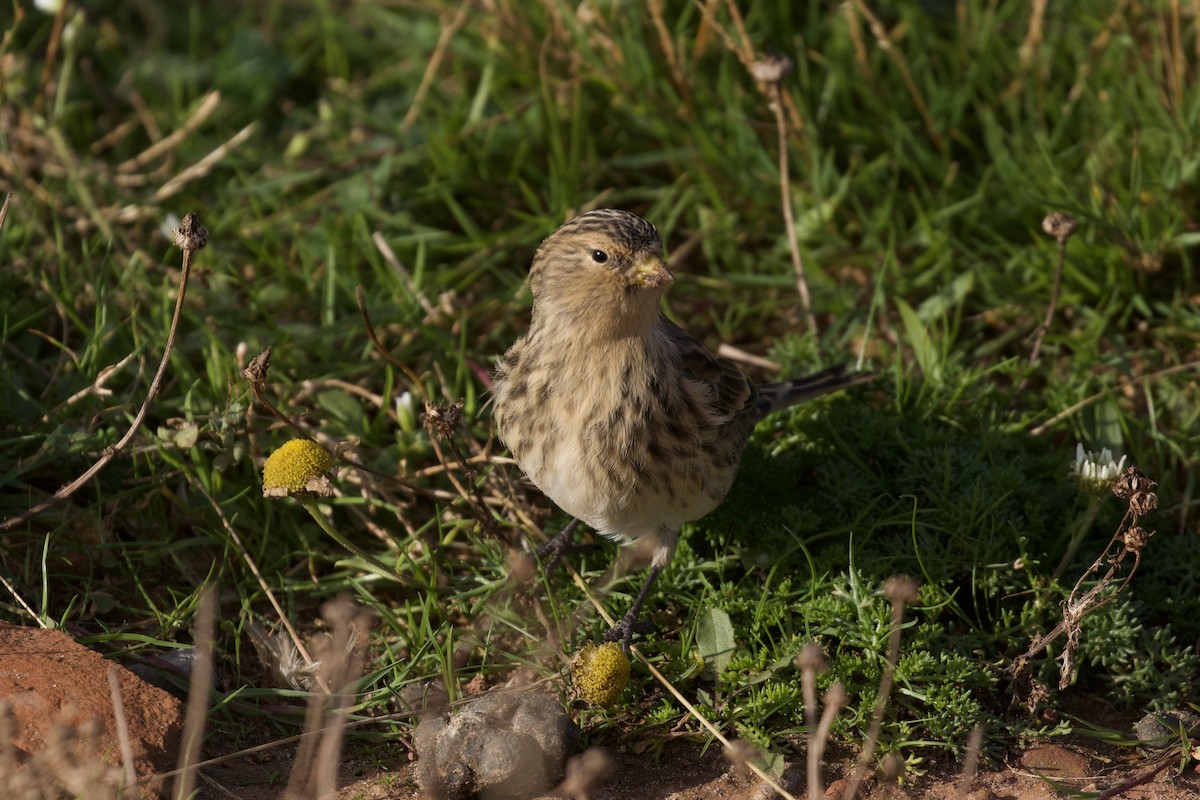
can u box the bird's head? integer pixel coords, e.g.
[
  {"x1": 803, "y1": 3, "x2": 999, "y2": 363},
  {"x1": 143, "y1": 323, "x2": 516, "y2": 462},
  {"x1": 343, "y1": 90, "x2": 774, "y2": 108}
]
[{"x1": 529, "y1": 209, "x2": 673, "y2": 335}]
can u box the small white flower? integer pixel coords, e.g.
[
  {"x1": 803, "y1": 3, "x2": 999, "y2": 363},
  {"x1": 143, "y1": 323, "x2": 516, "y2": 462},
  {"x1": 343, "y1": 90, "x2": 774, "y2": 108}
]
[
  {"x1": 395, "y1": 391, "x2": 417, "y2": 433},
  {"x1": 1069, "y1": 443, "x2": 1127, "y2": 493},
  {"x1": 34, "y1": 0, "x2": 62, "y2": 14}
]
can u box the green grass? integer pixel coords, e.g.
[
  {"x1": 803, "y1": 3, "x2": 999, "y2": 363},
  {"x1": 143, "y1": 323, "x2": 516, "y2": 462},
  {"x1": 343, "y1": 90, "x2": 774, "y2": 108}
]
[{"x1": 2, "y1": 0, "x2": 1198, "y2": 791}]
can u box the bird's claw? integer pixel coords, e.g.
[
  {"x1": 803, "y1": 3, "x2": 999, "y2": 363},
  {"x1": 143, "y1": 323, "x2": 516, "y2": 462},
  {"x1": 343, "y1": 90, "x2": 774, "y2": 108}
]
[{"x1": 603, "y1": 614, "x2": 656, "y2": 653}]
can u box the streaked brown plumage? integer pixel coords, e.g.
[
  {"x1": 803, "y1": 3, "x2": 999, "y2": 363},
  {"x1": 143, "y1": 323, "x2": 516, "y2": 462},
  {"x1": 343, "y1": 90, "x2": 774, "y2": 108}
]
[{"x1": 492, "y1": 209, "x2": 872, "y2": 648}]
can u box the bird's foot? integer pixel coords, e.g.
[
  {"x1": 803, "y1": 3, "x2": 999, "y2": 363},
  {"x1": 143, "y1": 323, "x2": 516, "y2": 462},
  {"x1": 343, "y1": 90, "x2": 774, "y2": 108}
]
[
  {"x1": 602, "y1": 612, "x2": 656, "y2": 653},
  {"x1": 535, "y1": 519, "x2": 588, "y2": 573}
]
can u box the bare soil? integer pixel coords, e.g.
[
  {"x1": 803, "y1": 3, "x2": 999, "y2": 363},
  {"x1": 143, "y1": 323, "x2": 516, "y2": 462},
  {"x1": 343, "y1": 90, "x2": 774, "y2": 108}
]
[{"x1": 2, "y1": 623, "x2": 1197, "y2": 799}]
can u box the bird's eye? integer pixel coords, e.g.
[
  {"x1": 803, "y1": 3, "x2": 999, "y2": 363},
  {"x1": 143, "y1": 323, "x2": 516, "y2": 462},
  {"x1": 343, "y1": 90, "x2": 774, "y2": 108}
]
[{"x1": 590, "y1": 249, "x2": 609, "y2": 264}]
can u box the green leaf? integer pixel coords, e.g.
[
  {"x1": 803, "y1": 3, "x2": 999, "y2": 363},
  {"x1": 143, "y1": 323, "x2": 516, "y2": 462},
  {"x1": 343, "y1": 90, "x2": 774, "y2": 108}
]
[{"x1": 697, "y1": 607, "x2": 736, "y2": 681}]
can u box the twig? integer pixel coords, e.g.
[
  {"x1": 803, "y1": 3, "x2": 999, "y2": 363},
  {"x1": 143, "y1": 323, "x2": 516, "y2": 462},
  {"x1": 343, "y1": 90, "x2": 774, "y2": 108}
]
[
  {"x1": 1029, "y1": 360, "x2": 1200, "y2": 436},
  {"x1": 173, "y1": 587, "x2": 216, "y2": 800},
  {"x1": 0, "y1": 192, "x2": 13, "y2": 231},
  {"x1": 1028, "y1": 213, "x2": 1077, "y2": 367},
  {"x1": 648, "y1": 0, "x2": 689, "y2": 103},
  {"x1": 355, "y1": 285, "x2": 430, "y2": 404},
  {"x1": 848, "y1": 0, "x2": 945, "y2": 152},
  {"x1": 35, "y1": 0, "x2": 68, "y2": 117},
  {"x1": 763, "y1": 65, "x2": 817, "y2": 334},
  {"x1": 0, "y1": 572, "x2": 45, "y2": 627},
  {"x1": 106, "y1": 668, "x2": 139, "y2": 800},
  {"x1": 193, "y1": 481, "x2": 330, "y2": 694},
  {"x1": 401, "y1": 0, "x2": 473, "y2": 131},
  {"x1": 118, "y1": 91, "x2": 222, "y2": 173},
  {"x1": 842, "y1": 576, "x2": 920, "y2": 800},
  {"x1": 1093, "y1": 758, "x2": 1176, "y2": 799},
  {"x1": 1010, "y1": 212, "x2": 1078, "y2": 409},
  {"x1": 796, "y1": 643, "x2": 831, "y2": 800},
  {"x1": 369, "y1": 235, "x2": 435, "y2": 317},
  {"x1": 955, "y1": 723, "x2": 985, "y2": 796},
  {"x1": 0, "y1": 213, "x2": 207, "y2": 532},
  {"x1": 151, "y1": 123, "x2": 256, "y2": 202},
  {"x1": 1019, "y1": 0, "x2": 1049, "y2": 67},
  {"x1": 716, "y1": 343, "x2": 781, "y2": 372},
  {"x1": 811, "y1": 683, "x2": 846, "y2": 800},
  {"x1": 1065, "y1": 0, "x2": 1131, "y2": 109}
]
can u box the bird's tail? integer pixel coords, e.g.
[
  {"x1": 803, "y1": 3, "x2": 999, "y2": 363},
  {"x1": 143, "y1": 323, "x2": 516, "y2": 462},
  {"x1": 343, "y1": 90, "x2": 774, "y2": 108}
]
[{"x1": 753, "y1": 365, "x2": 875, "y2": 419}]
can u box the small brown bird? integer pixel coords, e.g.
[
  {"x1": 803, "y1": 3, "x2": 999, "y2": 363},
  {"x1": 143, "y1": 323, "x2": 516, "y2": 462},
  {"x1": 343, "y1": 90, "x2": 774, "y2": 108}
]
[{"x1": 492, "y1": 209, "x2": 872, "y2": 649}]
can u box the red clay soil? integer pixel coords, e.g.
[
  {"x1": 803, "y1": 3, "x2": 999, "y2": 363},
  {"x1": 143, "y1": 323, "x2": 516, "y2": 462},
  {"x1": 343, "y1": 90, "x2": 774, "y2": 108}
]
[{"x1": 0, "y1": 622, "x2": 183, "y2": 797}]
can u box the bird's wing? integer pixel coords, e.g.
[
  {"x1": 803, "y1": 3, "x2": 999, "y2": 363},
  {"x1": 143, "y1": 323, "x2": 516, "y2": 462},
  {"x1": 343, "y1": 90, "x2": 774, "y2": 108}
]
[{"x1": 658, "y1": 317, "x2": 757, "y2": 426}]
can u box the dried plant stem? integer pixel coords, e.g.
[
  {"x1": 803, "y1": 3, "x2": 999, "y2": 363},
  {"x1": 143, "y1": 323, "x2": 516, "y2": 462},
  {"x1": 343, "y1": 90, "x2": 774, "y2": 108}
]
[
  {"x1": 1010, "y1": 212, "x2": 1077, "y2": 409},
  {"x1": 106, "y1": 668, "x2": 138, "y2": 799},
  {"x1": 648, "y1": 0, "x2": 688, "y2": 102},
  {"x1": 1029, "y1": 361, "x2": 1200, "y2": 436},
  {"x1": 151, "y1": 123, "x2": 256, "y2": 202},
  {"x1": 118, "y1": 90, "x2": 222, "y2": 173},
  {"x1": 0, "y1": 192, "x2": 12, "y2": 231},
  {"x1": 1065, "y1": 0, "x2": 1130, "y2": 108},
  {"x1": 1019, "y1": 0, "x2": 1049, "y2": 66},
  {"x1": 769, "y1": 80, "x2": 818, "y2": 334},
  {"x1": 1028, "y1": 234, "x2": 1067, "y2": 368},
  {"x1": 282, "y1": 601, "x2": 363, "y2": 799},
  {"x1": 1167, "y1": 0, "x2": 1184, "y2": 113},
  {"x1": 1010, "y1": 468, "x2": 1156, "y2": 690},
  {"x1": 193, "y1": 481, "x2": 330, "y2": 694},
  {"x1": 173, "y1": 588, "x2": 216, "y2": 800},
  {"x1": 0, "y1": 572, "x2": 44, "y2": 627},
  {"x1": 842, "y1": 578, "x2": 917, "y2": 800},
  {"x1": 402, "y1": 0, "x2": 473, "y2": 131},
  {"x1": 356, "y1": 284, "x2": 430, "y2": 403},
  {"x1": 848, "y1": 0, "x2": 945, "y2": 152},
  {"x1": 955, "y1": 722, "x2": 985, "y2": 796},
  {"x1": 0, "y1": 213, "x2": 205, "y2": 532},
  {"x1": 369, "y1": 237, "x2": 436, "y2": 318},
  {"x1": 1094, "y1": 758, "x2": 1176, "y2": 799},
  {"x1": 810, "y1": 683, "x2": 846, "y2": 800},
  {"x1": 35, "y1": 0, "x2": 68, "y2": 116}
]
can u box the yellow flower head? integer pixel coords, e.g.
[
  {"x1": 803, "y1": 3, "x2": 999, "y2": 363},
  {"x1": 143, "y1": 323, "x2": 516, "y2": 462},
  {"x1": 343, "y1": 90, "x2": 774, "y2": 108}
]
[
  {"x1": 572, "y1": 641, "x2": 630, "y2": 707},
  {"x1": 262, "y1": 439, "x2": 334, "y2": 497}
]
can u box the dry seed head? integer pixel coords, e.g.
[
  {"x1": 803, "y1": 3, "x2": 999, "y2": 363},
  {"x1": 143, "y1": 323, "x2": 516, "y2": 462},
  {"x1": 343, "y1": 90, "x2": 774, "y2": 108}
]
[
  {"x1": 243, "y1": 346, "x2": 273, "y2": 384},
  {"x1": 423, "y1": 398, "x2": 465, "y2": 440},
  {"x1": 173, "y1": 212, "x2": 209, "y2": 251},
  {"x1": 1112, "y1": 465, "x2": 1155, "y2": 498},
  {"x1": 1042, "y1": 211, "x2": 1078, "y2": 242},
  {"x1": 884, "y1": 574, "x2": 921, "y2": 606},
  {"x1": 750, "y1": 53, "x2": 794, "y2": 84},
  {"x1": 572, "y1": 642, "x2": 631, "y2": 707},
  {"x1": 823, "y1": 681, "x2": 847, "y2": 708},
  {"x1": 1129, "y1": 490, "x2": 1159, "y2": 518},
  {"x1": 1123, "y1": 526, "x2": 1152, "y2": 551},
  {"x1": 795, "y1": 641, "x2": 828, "y2": 673}
]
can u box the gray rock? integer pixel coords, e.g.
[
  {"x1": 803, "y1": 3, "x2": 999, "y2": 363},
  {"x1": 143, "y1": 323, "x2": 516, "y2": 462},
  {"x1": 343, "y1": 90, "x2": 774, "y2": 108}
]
[
  {"x1": 1134, "y1": 707, "x2": 1200, "y2": 748},
  {"x1": 415, "y1": 690, "x2": 578, "y2": 800}
]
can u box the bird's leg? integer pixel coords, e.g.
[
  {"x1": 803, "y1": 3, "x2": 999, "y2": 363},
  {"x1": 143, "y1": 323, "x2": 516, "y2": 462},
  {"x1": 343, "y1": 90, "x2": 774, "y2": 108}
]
[
  {"x1": 536, "y1": 518, "x2": 582, "y2": 573},
  {"x1": 603, "y1": 563, "x2": 663, "y2": 652}
]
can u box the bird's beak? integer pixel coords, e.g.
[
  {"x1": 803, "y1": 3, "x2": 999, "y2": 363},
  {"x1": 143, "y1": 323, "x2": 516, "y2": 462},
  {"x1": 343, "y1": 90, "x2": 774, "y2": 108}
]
[{"x1": 631, "y1": 257, "x2": 674, "y2": 289}]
